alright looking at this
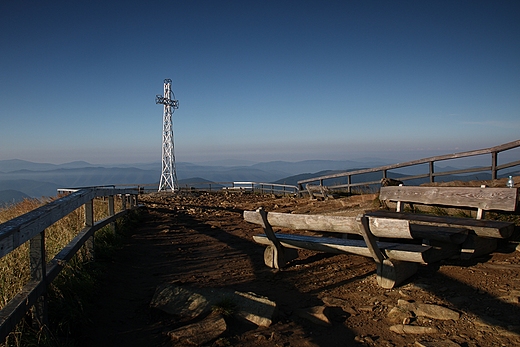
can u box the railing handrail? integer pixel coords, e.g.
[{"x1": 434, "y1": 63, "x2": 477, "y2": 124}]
[
  {"x1": 297, "y1": 139, "x2": 520, "y2": 189},
  {"x1": 230, "y1": 181, "x2": 298, "y2": 189},
  {"x1": 0, "y1": 187, "x2": 138, "y2": 259},
  {"x1": 173, "y1": 181, "x2": 299, "y2": 194}
]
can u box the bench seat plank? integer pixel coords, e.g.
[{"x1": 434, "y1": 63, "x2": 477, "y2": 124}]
[
  {"x1": 252, "y1": 233, "x2": 449, "y2": 264},
  {"x1": 365, "y1": 210, "x2": 514, "y2": 239},
  {"x1": 245, "y1": 210, "x2": 470, "y2": 243},
  {"x1": 244, "y1": 210, "x2": 359, "y2": 233},
  {"x1": 368, "y1": 217, "x2": 469, "y2": 244}
]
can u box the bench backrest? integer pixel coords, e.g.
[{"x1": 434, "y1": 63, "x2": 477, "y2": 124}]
[{"x1": 379, "y1": 186, "x2": 518, "y2": 218}]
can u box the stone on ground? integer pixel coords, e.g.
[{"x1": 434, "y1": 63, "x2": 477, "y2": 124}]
[
  {"x1": 397, "y1": 300, "x2": 460, "y2": 320},
  {"x1": 389, "y1": 324, "x2": 438, "y2": 334},
  {"x1": 167, "y1": 313, "x2": 227, "y2": 346},
  {"x1": 322, "y1": 296, "x2": 358, "y2": 315},
  {"x1": 387, "y1": 306, "x2": 414, "y2": 323},
  {"x1": 232, "y1": 291, "x2": 277, "y2": 327},
  {"x1": 151, "y1": 283, "x2": 210, "y2": 321},
  {"x1": 151, "y1": 284, "x2": 277, "y2": 327},
  {"x1": 295, "y1": 306, "x2": 332, "y2": 326},
  {"x1": 414, "y1": 340, "x2": 461, "y2": 347}
]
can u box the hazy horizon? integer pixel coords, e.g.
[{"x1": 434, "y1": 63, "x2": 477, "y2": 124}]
[{"x1": 2, "y1": 139, "x2": 517, "y2": 170}]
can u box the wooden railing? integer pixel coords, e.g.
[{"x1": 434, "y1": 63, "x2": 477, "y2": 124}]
[
  {"x1": 0, "y1": 187, "x2": 139, "y2": 343},
  {"x1": 158, "y1": 181, "x2": 299, "y2": 195},
  {"x1": 298, "y1": 139, "x2": 520, "y2": 193},
  {"x1": 214, "y1": 181, "x2": 298, "y2": 195}
]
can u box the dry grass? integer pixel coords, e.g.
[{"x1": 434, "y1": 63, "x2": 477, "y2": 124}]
[{"x1": 0, "y1": 199, "x2": 42, "y2": 310}]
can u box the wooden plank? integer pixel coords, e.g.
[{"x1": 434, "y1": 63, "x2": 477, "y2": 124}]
[
  {"x1": 256, "y1": 208, "x2": 297, "y2": 269},
  {"x1": 0, "y1": 187, "x2": 138, "y2": 259},
  {"x1": 29, "y1": 230, "x2": 47, "y2": 327},
  {"x1": 379, "y1": 186, "x2": 517, "y2": 211},
  {"x1": 244, "y1": 210, "x2": 360, "y2": 234},
  {"x1": 409, "y1": 224, "x2": 468, "y2": 244},
  {"x1": 256, "y1": 208, "x2": 283, "y2": 250},
  {"x1": 252, "y1": 233, "x2": 439, "y2": 263},
  {"x1": 377, "y1": 260, "x2": 418, "y2": 289},
  {"x1": 0, "y1": 189, "x2": 95, "y2": 259},
  {"x1": 368, "y1": 218, "x2": 413, "y2": 239},
  {"x1": 0, "y1": 279, "x2": 47, "y2": 343},
  {"x1": 365, "y1": 210, "x2": 514, "y2": 239},
  {"x1": 245, "y1": 210, "x2": 470, "y2": 242},
  {"x1": 423, "y1": 240, "x2": 461, "y2": 261},
  {"x1": 357, "y1": 216, "x2": 385, "y2": 264},
  {"x1": 368, "y1": 217, "x2": 468, "y2": 244},
  {"x1": 460, "y1": 234, "x2": 497, "y2": 260}
]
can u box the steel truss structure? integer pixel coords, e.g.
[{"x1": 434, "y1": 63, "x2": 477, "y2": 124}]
[{"x1": 156, "y1": 79, "x2": 179, "y2": 192}]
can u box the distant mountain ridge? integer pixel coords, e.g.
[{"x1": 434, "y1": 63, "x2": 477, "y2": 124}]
[
  {"x1": 1, "y1": 158, "x2": 516, "y2": 202},
  {"x1": 0, "y1": 179, "x2": 60, "y2": 199},
  {"x1": 0, "y1": 159, "x2": 95, "y2": 173},
  {"x1": 0, "y1": 158, "x2": 391, "y2": 199},
  {"x1": 0, "y1": 189, "x2": 31, "y2": 206}
]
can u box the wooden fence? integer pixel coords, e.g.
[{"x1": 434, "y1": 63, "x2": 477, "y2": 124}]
[
  {"x1": 0, "y1": 187, "x2": 139, "y2": 343},
  {"x1": 298, "y1": 139, "x2": 520, "y2": 193},
  {"x1": 217, "y1": 181, "x2": 298, "y2": 195},
  {"x1": 133, "y1": 182, "x2": 299, "y2": 195}
]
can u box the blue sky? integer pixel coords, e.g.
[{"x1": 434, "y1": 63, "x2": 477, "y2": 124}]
[{"x1": 1, "y1": 1, "x2": 519, "y2": 165}]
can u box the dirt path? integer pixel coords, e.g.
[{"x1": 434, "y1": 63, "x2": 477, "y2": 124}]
[{"x1": 79, "y1": 192, "x2": 520, "y2": 347}]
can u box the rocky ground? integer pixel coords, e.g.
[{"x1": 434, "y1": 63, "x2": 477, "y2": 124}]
[{"x1": 79, "y1": 189, "x2": 520, "y2": 347}]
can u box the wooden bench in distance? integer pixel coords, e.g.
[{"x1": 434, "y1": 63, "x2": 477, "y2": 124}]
[
  {"x1": 244, "y1": 209, "x2": 461, "y2": 288},
  {"x1": 305, "y1": 184, "x2": 334, "y2": 200},
  {"x1": 375, "y1": 185, "x2": 518, "y2": 259}
]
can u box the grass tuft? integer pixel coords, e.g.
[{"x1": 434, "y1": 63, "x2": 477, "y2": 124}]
[{"x1": 211, "y1": 298, "x2": 237, "y2": 317}]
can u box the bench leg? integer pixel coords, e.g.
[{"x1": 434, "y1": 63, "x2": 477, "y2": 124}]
[
  {"x1": 460, "y1": 234, "x2": 497, "y2": 260},
  {"x1": 376, "y1": 259, "x2": 418, "y2": 289},
  {"x1": 264, "y1": 245, "x2": 298, "y2": 269}
]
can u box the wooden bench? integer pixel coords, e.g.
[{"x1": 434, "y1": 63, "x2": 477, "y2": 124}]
[
  {"x1": 244, "y1": 185, "x2": 517, "y2": 288},
  {"x1": 305, "y1": 184, "x2": 335, "y2": 200},
  {"x1": 371, "y1": 185, "x2": 518, "y2": 259},
  {"x1": 244, "y1": 208, "x2": 469, "y2": 288}
]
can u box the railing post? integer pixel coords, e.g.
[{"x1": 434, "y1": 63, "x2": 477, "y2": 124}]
[
  {"x1": 29, "y1": 230, "x2": 48, "y2": 328},
  {"x1": 84, "y1": 199, "x2": 94, "y2": 260},
  {"x1": 491, "y1": 151, "x2": 498, "y2": 179},
  {"x1": 429, "y1": 161, "x2": 435, "y2": 183},
  {"x1": 108, "y1": 194, "x2": 115, "y2": 232},
  {"x1": 347, "y1": 175, "x2": 352, "y2": 194}
]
